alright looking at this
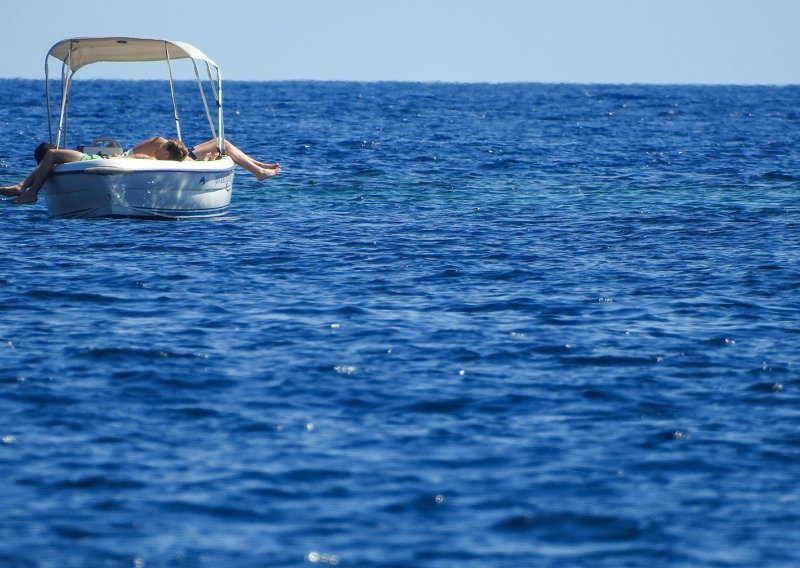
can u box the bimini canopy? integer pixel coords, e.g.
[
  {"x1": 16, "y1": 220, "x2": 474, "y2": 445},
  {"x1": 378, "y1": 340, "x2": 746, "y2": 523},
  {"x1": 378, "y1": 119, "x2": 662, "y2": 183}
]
[
  {"x1": 47, "y1": 37, "x2": 218, "y2": 73},
  {"x1": 45, "y1": 37, "x2": 225, "y2": 153}
]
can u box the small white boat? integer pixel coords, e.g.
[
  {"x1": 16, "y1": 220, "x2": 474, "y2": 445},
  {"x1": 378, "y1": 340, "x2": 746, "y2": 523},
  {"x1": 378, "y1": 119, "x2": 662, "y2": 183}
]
[{"x1": 42, "y1": 37, "x2": 236, "y2": 219}]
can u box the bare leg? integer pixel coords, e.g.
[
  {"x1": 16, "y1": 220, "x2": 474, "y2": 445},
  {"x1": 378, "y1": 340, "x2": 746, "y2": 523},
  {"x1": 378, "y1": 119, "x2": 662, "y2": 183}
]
[
  {"x1": 192, "y1": 139, "x2": 280, "y2": 180},
  {"x1": 12, "y1": 149, "x2": 84, "y2": 205}
]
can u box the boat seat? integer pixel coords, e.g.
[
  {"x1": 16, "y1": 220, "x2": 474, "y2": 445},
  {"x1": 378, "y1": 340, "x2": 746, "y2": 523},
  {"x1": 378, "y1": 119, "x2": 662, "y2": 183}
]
[{"x1": 81, "y1": 137, "x2": 123, "y2": 156}]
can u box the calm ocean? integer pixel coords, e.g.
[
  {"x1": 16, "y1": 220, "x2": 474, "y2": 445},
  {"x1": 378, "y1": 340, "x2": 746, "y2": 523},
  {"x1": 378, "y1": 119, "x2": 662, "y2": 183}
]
[{"x1": 1, "y1": 79, "x2": 799, "y2": 567}]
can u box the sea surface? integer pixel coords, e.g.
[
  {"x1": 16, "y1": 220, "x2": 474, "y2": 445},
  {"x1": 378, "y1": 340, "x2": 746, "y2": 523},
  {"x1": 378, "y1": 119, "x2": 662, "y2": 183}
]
[{"x1": 1, "y1": 79, "x2": 800, "y2": 567}]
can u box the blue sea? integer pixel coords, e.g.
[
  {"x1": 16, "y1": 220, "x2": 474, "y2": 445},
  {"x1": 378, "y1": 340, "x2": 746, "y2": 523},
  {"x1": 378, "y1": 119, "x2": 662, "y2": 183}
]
[{"x1": 1, "y1": 78, "x2": 800, "y2": 567}]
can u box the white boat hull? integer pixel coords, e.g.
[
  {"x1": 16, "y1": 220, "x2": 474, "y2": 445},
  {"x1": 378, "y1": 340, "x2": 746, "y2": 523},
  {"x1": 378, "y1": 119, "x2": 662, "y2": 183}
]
[{"x1": 42, "y1": 157, "x2": 236, "y2": 219}]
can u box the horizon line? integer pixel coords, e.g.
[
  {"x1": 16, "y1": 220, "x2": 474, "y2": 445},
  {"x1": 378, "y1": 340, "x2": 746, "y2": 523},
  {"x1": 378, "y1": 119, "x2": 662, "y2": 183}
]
[{"x1": 0, "y1": 76, "x2": 798, "y2": 88}]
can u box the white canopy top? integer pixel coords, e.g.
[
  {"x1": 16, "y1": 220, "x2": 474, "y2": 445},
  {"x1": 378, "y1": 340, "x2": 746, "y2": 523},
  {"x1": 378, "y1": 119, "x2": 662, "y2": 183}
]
[
  {"x1": 44, "y1": 37, "x2": 226, "y2": 152},
  {"x1": 47, "y1": 37, "x2": 218, "y2": 73}
]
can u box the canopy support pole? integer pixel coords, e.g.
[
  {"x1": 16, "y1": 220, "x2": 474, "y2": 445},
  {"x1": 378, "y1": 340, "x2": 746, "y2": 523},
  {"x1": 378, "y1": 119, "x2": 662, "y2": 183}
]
[
  {"x1": 55, "y1": 42, "x2": 73, "y2": 148},
  {"x1": 192, "y1": 60, "x2": 217, "y2": 144},
  {"x1": 216, "y1": 66, "x2": 225, "y2": 156},
  {"x1": 45, "y1": 58, "x2": 52, "y2": 143},
  {"x1": 165, "y1": 42, "x2": 182, "y2": 141}
]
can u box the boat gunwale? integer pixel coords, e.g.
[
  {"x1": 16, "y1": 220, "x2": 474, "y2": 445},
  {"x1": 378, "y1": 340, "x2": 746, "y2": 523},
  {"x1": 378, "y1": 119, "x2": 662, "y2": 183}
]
[{"x1": 49, "y1": 157, "x2": 236, "y2": 176}]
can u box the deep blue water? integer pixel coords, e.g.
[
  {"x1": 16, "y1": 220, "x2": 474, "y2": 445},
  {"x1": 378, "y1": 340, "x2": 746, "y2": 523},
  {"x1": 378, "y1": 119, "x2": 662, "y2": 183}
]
[{"x1": 1, "y1": 79, "x2": 800, "y2": 567}]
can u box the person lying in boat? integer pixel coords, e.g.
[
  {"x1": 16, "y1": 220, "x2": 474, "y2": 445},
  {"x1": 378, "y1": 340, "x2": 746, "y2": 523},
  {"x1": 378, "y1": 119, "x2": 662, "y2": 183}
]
[
  {"x1": 130, "y1": 136, "x2": 280, "y2": 181},
  {"x1": 4, "y1": 138, "x2": 190, "y2": 205},
  {"x1": 4, "y1": 136, "x2": 280, "y2": 205}
]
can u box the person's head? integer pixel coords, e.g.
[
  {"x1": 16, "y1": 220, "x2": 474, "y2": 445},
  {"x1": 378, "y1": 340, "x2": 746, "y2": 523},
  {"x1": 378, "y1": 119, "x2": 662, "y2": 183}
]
[
  {"x1": 34, "y1": 142, "x2": 56, "y2": 163},
  {"x1": 156, "y1": 138, "x2": 188, "y2": 161}
]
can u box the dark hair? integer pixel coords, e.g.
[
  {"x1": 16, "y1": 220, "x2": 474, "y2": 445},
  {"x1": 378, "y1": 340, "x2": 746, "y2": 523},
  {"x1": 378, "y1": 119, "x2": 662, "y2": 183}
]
[
  {"x1": 164, "y1": 138, "x2": 188, "y2": 161},
  {"x1": 34, "y1": 142, "x2": 56, "y2": 163}
]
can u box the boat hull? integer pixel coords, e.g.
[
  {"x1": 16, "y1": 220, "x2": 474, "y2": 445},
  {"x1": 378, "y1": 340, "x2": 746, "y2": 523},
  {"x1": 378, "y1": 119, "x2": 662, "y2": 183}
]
[{"x1": 42, "y1": 157, "x2": 236, "y2": 219}]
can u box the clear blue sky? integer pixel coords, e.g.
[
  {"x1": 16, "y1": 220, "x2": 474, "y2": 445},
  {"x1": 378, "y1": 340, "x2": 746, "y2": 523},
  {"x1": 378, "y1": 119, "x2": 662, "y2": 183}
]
[{"x1": 2, "y1": 0, "x2": 799, "y2": 84}]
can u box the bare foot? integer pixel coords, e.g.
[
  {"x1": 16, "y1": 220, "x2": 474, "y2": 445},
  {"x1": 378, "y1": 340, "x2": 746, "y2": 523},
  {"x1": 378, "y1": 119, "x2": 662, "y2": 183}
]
[
  {"x1": 1, "y1": 185, "x2": 24, "y2": 197},
  {"x1": 255, "y1": 167, "x2": 281, "y2": 181},
  {"x1": 255, "y1": 161, "x2": 280, "y2": 169},
  {"x1": 11, "y1": 191, "x2": 38, "y2": 205}
]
